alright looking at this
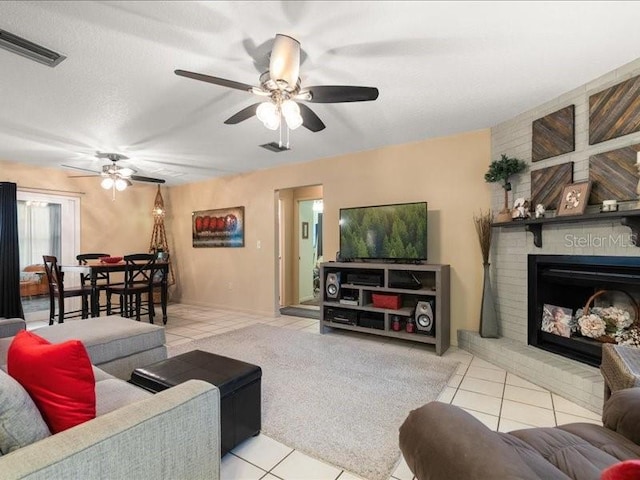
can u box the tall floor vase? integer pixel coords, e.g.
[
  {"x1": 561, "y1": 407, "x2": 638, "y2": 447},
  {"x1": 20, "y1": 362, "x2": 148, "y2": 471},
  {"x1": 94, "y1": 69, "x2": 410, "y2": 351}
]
[{"x1": 480, "y1": 263, "x2": 499, "y2": 338}]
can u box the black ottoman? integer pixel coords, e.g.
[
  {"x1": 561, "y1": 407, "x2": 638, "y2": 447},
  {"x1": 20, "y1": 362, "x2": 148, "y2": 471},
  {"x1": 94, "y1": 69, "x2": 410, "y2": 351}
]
[{"x1": 129, "y1": 349, "x2": 262, "y2": 455}]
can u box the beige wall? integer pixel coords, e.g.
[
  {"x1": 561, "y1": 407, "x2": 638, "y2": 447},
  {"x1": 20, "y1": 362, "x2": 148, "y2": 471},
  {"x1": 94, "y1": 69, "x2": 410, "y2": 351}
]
[
  {"x1": 168, "y1": 129, "x2": 492, "y2": 345},
  {"x1": 1, "y1": 159, "x2": 158, "y2": 257}
]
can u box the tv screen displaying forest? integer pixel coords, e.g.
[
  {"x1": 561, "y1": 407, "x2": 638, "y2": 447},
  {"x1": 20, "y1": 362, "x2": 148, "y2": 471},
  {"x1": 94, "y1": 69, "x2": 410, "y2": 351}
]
[{"x1": 339, "y1": 202, "x2": 427, "y2": 261}]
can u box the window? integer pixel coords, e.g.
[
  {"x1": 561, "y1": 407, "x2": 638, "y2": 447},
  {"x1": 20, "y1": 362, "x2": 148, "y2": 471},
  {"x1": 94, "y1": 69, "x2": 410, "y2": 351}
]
[{"x1": 17, "y1": 191, "x2": 80, "y2": 270}]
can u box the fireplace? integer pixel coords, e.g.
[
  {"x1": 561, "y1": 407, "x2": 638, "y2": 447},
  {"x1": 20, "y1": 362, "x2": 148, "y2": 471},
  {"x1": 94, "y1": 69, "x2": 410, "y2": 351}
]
[{"x1": 528, "y1": 255, "x2": 640, "y2": 366}]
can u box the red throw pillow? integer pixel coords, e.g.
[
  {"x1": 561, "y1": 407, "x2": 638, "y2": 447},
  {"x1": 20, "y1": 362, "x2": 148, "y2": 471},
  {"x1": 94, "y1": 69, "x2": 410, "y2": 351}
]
[
  {"x1": 601, "y1": 460, "x2": 640, "y2": 480},
  {"x1": 7, "y1": 330, "x2": 96, "y2": 433}
]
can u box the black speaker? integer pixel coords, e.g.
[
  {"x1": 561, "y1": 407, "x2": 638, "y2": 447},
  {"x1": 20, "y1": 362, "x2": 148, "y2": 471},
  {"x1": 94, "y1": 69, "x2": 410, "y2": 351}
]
[
  {"x1": 326, "y1": 272, "x2": 341, "y2": 299},
  {"x1": 415, "y1": 300, "x2": 435, "y2": 335}
]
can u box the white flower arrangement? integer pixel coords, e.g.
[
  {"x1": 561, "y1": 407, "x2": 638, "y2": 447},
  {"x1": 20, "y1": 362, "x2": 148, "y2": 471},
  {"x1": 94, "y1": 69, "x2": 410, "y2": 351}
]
[
  {"x1": 576, "y1": 304, "x2": 635, "y2": 341},
  {"x1": 578, "y1": 314, "x2": 607, "y2": 338},
  {"x1": 614, "y1": 325, "x2": 640, "y2": 347}
]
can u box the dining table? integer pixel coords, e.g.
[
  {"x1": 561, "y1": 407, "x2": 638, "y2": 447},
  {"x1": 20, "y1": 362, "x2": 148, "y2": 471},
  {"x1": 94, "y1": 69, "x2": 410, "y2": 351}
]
[{"x1": 60, "y1": 260, "x2": 169, "y2": 324}]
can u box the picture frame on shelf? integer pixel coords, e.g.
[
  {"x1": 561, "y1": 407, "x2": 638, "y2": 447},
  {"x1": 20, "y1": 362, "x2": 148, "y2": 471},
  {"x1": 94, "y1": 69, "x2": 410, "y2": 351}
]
[
  {"x1": 556, "y1": 181, "x2": 592, "y2": 217},
  {"x1": 541, "y1": 304, "x2": 573, "y2": 338}
]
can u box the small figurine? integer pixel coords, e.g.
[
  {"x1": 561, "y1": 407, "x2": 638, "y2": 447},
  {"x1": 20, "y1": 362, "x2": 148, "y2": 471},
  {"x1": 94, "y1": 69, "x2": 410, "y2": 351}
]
[
  {"x1": 512, "y1": 197, "x2": 531, "y2": 219},
  {"x1": 535, "y1": 204, "x2": 546, "y2": 219}
]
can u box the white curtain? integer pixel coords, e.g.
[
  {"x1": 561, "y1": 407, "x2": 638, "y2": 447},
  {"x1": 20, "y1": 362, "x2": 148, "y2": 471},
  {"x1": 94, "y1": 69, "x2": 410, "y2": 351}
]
[{"x1": 17, "y1": 201, "x2": 61, "y2": 269}]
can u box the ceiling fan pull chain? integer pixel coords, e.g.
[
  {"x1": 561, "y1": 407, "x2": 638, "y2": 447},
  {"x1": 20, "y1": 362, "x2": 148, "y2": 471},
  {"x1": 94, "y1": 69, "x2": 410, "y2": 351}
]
[{"x1": 278, "y1": 110, "x2": 283, "y2": 148}]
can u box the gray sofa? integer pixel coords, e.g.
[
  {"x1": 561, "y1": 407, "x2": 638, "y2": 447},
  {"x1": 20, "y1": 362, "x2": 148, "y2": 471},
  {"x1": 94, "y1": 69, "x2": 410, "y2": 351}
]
[
  {"x1": 0, "y1": 316, "x2": 221, "y2": 480},
  {"x1": 399, "y1": 388, "x2": 640, "y2": 480}
]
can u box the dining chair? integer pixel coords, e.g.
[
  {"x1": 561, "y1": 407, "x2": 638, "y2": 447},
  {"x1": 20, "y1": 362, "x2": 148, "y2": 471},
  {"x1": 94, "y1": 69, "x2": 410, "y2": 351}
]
[
  {"x1": 77, "y1": 253, "x2": 112, "y2": 314},
  {"x1": 106, "y1": 253, "x2": 156, "y2": 323},
  {"x1": 42, "y1": 255, "x2": 91, "y2": 325}
]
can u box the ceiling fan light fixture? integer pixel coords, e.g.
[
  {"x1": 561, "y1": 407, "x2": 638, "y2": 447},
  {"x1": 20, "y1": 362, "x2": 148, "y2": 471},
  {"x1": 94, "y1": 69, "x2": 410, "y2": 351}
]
[
  {"x1": 281, "y1": 99, "x2": 300, "y2": 117},
  {"x1": 114, "y1": 178, "x2": 129, "y2": 191},
  {"x1": 118, "y1": 167, "x2": 135, "y2": 177},
  {"x1": 101, "y1": 177, "x2": 114, "y2": 190},
  {"x1": 264, "y1": 115, "x2": 281, "y2": 130},
  {"x1": 256, "y1": 101, "x2": 277, "y2": 122},
  {"x1": 270, "y1": 34, "x2": 300, "y2": 88},
  {"x1": 285, "y1": 112, "x2": 303, "y2": 130}
]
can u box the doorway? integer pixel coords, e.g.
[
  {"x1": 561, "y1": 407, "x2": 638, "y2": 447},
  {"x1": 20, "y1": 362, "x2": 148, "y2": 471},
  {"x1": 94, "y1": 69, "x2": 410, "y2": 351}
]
[
  {"x1": 298, "y1": 199, "x2": 323, "y2": 306},
  {"x1": 17, "y1": 190, "x2": 80, "y2": 320},
  {"x1": 276, "y1": 185, "x2": 323, "y2": 316}
]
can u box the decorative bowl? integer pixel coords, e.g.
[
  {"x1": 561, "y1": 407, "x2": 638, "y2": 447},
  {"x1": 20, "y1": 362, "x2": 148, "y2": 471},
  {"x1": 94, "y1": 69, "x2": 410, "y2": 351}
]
[{"x1": 99, "y1": 256, "x2": 123, "y2": 264}]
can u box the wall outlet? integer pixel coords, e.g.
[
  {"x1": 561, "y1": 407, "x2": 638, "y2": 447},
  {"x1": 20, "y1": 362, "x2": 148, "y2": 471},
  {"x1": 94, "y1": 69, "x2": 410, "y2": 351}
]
[{"x1": 257, "y1": 240, "x2": 261, "y2": 249}]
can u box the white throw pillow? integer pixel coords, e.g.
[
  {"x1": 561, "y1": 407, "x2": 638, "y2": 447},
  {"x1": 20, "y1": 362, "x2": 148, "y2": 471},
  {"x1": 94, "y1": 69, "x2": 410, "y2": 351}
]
[{"x1": 0, "y1": 368, "x2": 51, "y2": 455}]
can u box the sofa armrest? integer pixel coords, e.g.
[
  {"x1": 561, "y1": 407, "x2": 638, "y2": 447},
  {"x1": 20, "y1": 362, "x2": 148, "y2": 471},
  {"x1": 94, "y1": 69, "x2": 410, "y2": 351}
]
[
  {"x1": 0, "y1": 380, "x2": 220, "y2": 480},
  {"x1": 0, "y1": 318, "x2": 25, "y2": 338},
  {"x1": 399, "y1": 402, "x2": 541, "y2": 480},
  {"x1": 603, "y1": 387, "x2": 640, "y2": 445}
]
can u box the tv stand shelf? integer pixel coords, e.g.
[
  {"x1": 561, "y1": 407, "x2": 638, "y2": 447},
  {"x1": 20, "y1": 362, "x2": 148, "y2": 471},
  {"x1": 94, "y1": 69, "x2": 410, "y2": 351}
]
[{"x1": 320, "y1": 262, "x2": 450, "y2": 355}]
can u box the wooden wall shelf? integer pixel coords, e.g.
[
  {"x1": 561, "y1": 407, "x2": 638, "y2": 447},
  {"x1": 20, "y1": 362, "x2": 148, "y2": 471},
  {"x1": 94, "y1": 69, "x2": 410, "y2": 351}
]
[{"x1": 492, "y1": 209, "x2": 640, "y2": 247}]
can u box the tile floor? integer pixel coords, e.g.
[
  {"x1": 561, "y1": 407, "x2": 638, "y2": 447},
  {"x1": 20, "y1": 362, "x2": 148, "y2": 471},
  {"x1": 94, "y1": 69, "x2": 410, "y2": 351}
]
[{"x1": 26, "y1": 303, "x2": 604, "y2": 480}]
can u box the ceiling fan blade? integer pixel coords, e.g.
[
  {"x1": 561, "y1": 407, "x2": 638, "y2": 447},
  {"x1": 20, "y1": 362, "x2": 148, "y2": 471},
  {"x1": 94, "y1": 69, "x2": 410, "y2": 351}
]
[
  {"x1": 130, "y1": 175, "x2": 166, "y2": 184},
  {"x1": 62, "y1": 164, "x2": 100, "y2": 174},
  {"x1": 224, "y1": 103, "x2": 260, "y2": 124},
  {"x1": 68, "y1": 175, "x2": 99, "y2": 178},
  {"x1": 174, "y1": 69, "x2": 254, "y2": 92},
  {"x1": 298, "y1": 104, "x2": 326, "y2": 132},
  {"x1": 303, "y1": 86, "x2": 379, "y2": 103}
]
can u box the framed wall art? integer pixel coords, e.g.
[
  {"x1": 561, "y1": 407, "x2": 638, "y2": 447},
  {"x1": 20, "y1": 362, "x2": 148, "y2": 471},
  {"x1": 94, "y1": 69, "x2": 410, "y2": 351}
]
[
  {"x1": 302, "y1": 221, "x2": 309, "y2": 239},
  {"x1": 531, "y1": 162, "x2": 573, "y2": 210},
  {"x1": 588, "y1": 143, "x2": 640, "y2": 204},
  {"x1": 589, "y1": 74, "x2": 640, "y2": 145},
  {"x1": 556, "y1": 181, "x2": 592, "y2": 217},
  {"x1": 532, "y1": 105, "x2": 575, "y2": 162},
  {"x1": 192, "y1": 206, "x2": 245, "y2": 248}
]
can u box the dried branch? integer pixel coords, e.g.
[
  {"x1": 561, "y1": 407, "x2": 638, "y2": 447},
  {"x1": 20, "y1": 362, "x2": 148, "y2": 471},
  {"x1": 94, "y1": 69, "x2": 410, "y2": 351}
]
[{"x1": 473, "y1": 210, "x2": 493, "y2": 265}]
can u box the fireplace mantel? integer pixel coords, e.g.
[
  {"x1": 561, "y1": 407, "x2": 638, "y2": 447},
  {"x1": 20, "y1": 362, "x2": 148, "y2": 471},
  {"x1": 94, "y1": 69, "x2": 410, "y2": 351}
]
[{"x1": 492, "y1": 209, "x2": 640, "y2": 248}]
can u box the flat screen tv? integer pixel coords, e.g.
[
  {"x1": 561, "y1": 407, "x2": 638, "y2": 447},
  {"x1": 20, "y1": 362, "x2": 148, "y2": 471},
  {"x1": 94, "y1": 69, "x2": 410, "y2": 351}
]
[{"x1": 339, "y1": 202, "x2": 427, "y2": 262}]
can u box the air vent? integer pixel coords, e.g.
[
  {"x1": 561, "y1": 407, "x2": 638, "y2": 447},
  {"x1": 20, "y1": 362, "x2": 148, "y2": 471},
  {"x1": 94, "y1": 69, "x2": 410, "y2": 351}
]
[
  {"x1": 0, "y1": 29, "x2": 66, "y2": 67},
  {"x1": 260, "y1": 142, "x2": 291, "y2": 153}
]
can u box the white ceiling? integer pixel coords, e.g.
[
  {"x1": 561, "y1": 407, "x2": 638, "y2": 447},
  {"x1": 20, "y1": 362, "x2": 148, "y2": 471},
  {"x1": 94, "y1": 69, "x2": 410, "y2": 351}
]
[{"x1": 1, "y1": 1, "x2": 640, "y2": 185}]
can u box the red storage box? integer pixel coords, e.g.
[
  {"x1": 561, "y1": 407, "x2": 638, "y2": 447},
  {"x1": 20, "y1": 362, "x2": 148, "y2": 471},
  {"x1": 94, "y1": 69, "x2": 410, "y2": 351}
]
[{"x1": 372, "y1": 293, "x2": 401, "y2": 310}]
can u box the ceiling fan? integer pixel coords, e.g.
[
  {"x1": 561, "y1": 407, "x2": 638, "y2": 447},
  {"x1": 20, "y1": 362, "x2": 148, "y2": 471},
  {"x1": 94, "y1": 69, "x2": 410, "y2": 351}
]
[
  {"x1": 65, "y1": 153, "x2": 165, "y2": 199},
  {"x1": 174, "y1": 34, "x2": 379, "y2": 135}
]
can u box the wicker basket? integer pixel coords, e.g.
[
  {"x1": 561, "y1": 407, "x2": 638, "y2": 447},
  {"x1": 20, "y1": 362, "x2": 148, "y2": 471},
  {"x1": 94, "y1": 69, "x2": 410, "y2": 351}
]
[{"x1": 579, "y1": 289, "x2": 639, "y2": 343}]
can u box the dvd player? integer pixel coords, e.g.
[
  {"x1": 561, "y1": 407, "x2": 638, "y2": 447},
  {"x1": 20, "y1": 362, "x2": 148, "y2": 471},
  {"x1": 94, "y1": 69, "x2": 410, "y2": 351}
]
[
  {"x1": 346, "y1": 273, "x2": 383, "y2": 287},
  {"x1": 324, "y1": 307, "x2": 358, "y2": 326}
]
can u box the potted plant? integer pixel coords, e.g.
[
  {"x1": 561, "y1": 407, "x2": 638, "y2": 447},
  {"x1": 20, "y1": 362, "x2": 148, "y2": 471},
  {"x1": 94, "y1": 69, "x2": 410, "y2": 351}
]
[{"x1": 484, "y1": 154, "x2": 527, "y2": 222}]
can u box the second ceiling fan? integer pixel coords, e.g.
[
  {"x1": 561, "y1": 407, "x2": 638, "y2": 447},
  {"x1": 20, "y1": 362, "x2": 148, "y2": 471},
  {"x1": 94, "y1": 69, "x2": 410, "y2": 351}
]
[{"x1": 175, "y1": 34, "x2": 379, "y2": 133}]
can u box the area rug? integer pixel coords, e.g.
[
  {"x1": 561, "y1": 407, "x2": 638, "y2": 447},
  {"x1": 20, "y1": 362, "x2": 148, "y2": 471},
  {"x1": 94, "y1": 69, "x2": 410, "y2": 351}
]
[
  {"x1": 169, "y1": 324, "x2": 458, "y2": 480},
  {"x1": 279, "y1": 306, "x2": 320, "y2": 320}
]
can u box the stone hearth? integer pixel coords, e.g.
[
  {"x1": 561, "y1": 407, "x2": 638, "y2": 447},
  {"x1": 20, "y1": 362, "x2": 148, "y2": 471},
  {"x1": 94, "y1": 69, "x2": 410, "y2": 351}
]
[{"x1": 458, "y1": 331, "x2": 603, "y2": 413}]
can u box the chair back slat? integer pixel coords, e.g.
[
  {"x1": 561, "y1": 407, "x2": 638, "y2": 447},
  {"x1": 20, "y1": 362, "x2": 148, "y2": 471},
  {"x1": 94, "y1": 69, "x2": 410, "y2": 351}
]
[
  {"x1": 123, "y1": 254, "x2": 156, "y2": 289},
  {"x1": 76, "y1": 253, "x2": 110, "y2": 264},
  {"x1": 42, "y1": 255, "x2": 64, "y2": 295},
  {"x1": 77, "y1": 253, "x2": 111, "y2": 285}
]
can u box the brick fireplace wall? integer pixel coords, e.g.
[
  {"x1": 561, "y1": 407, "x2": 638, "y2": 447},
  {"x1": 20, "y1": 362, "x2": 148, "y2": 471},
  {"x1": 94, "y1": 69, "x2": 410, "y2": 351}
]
[
  {"x1": 491, "y1": 57, "x2": 640, "y2": 344},
  {"x1": 457, "y1": 57, "x2": 640, "y2": 413}
]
